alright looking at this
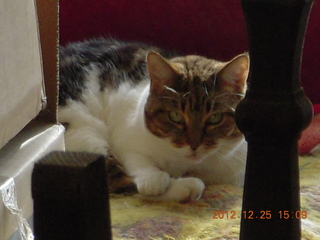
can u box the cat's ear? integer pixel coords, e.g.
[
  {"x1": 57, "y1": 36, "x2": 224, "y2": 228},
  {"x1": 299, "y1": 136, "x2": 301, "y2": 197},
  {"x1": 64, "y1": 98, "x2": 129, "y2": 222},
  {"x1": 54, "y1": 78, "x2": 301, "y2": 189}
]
[
  {"x1": 217, "y1": 53, "x2": 249, "y2": 94},
  {"x1": 147, "y1": 52, "x2": 178, "y2": 90}
]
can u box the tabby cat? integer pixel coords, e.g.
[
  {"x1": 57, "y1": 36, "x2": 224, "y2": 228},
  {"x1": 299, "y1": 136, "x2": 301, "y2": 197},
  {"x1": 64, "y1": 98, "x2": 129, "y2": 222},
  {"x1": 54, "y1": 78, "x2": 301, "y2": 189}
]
[{"x1": 59, "y1": 38, "x2": 249, "y2": 201}]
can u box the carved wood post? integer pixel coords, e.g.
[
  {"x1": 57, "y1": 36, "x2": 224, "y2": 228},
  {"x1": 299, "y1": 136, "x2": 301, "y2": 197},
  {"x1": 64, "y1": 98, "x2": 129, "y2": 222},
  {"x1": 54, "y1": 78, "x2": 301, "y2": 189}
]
[
  {"x1": 32, "y1": 152, "x2": 112, "y2": 240},
  {"x1": 235, "y1": 0, "x2": 313, "y2": 239}
]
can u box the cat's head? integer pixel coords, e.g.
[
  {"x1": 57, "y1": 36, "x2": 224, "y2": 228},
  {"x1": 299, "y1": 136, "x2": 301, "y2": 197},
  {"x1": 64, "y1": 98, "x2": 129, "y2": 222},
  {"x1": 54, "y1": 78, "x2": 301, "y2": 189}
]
[{"x1": 144, "y1": 52, "x2": 249, "y2": 162}]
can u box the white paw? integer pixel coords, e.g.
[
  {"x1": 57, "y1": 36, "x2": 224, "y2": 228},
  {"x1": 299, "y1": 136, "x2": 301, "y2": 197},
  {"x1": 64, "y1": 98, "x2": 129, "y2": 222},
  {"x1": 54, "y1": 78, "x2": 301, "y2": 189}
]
[
  {"x1": 152, "y1": 177, "x2": 205, "y2": 202},
  {"x1": 135, "y1": 171, "x2": 170, "y2": 196},
  {"x1": 90, "y1": 145, "x2": 109, "y2": 156}
]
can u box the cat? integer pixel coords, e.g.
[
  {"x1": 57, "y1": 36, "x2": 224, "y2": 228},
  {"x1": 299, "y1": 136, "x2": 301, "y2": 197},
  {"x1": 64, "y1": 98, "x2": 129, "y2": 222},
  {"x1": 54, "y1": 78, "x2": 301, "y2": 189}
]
[{"x1": 59, "y1": 38, "x2": 249, "y2": 201}]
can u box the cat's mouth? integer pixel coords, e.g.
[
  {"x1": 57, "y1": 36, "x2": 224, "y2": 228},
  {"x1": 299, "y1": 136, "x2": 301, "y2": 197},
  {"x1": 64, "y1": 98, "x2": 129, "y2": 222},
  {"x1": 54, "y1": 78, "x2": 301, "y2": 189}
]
[{"x1": 186, "y1": 151, "x2": 206, "y2": 163}]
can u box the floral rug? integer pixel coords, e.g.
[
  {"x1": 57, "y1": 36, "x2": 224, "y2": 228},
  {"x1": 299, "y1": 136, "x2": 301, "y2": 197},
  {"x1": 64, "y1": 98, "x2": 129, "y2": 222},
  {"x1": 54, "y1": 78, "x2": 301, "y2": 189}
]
[{"x1": 109, "y1": 154, "x2": 320, "y2": 240}]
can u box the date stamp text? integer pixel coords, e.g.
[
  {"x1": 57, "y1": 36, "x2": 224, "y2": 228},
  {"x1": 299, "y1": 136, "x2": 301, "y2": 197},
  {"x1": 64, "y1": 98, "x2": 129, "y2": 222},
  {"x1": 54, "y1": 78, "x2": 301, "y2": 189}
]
[{"x1": 212, "y1": 210, "x2": 308, "y2": 220}]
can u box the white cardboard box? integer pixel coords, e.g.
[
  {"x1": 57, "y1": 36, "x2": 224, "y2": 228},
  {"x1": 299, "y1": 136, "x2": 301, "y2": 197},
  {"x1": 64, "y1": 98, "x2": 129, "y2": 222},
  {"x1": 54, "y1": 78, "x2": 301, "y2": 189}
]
[
  {"x1": 0, "y1": 121, "x2": 65, "y2": 240},
  {"x1": 0, "y1": 0, "x2": 60, "y2": 239},
  {"x1": 0, "y1": 0, "x2": 45, "y2": 150}
]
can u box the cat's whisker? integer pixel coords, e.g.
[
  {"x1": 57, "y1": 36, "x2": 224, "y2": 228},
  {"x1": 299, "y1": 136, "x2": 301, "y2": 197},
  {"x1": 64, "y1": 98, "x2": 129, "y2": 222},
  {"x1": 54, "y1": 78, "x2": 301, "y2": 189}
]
[
  {"x1": 215, "y1": 101, "x2": 236, "y2": 112},
  {"x1": 164, "y1": 86, "x2": 179, "y2": 95},
  {"x1": 203, "y1": 83, "x2": 210, "y2": 98},
  {"x1": 213, "y1": 93, "x2": 245, "y2": 100},
  {"x1": 182, "y1": 92, "x2": 191, "y2": 98},
  {"x1": 155, "y1": 96, "x2": 179, "y2": 101},
  {"x1": 222, "y1": 104, "x2": 235, "y2": 112},
  {"x1": 213, "y1": 73, "x2": 218, "y2": 89}
]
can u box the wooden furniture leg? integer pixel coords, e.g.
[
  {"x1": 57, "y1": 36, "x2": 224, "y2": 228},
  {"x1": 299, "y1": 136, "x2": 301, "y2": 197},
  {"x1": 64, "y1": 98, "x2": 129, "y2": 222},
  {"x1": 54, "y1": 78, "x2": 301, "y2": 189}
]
[
  {"x1": 236, "y1": 0, "x2": 314, "y2": 239},
  {"x1": 32, "y1": 152, "x2": 112, "y2": 240}
]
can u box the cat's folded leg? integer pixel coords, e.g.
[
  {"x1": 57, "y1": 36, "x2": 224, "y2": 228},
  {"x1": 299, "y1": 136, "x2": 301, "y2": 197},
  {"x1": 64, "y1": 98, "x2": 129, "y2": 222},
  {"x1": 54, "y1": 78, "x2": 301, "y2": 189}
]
[
  {"x1": 133, "y1": 168, "x2": 171, "y2": 196},
  {"x1": 120, "y1": 154, "x2": 171, "y2": 196},
  {"x1": 59, "y1": 103, "x2": 110, "y2": 156},
  {"x1": 64, "y1": 126, "x2": 109, "y2": 156},
  {"x1": 121, "y1": 154, "x2": 205, "y2": 201},
  {"x1": 150, "y1": 177, "x2": 205, "y2": 202}
]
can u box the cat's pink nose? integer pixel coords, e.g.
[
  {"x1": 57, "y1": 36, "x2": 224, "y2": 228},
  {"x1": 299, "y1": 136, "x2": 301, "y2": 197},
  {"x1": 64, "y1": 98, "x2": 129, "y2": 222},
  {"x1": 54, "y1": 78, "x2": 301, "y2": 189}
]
[{"x1": 189, "y1": 142, "x2": 200, "y2": 151}]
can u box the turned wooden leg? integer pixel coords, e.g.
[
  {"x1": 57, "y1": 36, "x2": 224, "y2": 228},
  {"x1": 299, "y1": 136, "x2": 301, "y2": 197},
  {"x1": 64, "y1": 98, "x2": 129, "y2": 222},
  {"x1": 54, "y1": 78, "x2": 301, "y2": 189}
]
[
  {"x1": 236, "y1": 0, "x2": 314, "y2": 239},
  {"x1": 32, "y1": 152, "x2": 112, "y2": 240}
]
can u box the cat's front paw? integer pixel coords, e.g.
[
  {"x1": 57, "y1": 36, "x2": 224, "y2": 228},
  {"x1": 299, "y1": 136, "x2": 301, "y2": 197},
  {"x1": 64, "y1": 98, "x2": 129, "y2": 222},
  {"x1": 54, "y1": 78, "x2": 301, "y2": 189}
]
[
  {"x1": 153, "y1": 177, "x2": 205, "y2": 202},
  {"x1": 135, "y1": 171, "x2": 170, "y2": 196}
]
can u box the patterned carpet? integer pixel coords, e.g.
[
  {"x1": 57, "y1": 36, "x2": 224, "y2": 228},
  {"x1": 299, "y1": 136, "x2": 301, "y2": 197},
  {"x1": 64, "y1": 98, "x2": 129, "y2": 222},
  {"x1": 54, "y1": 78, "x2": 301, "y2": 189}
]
[{"x1": 109, "y1": 154, "x2": 320, "y2": 240}]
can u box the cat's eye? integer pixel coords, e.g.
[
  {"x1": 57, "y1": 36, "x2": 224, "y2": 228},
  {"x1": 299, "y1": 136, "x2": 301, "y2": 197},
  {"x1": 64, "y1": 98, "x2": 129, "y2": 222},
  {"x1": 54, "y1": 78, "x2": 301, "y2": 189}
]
[
  {"x1": 207, "y1": 113, "x2": 223, "y2": 125},
  {"x1": 169, "y1": 111, "x2": 184, "y2": 124}
]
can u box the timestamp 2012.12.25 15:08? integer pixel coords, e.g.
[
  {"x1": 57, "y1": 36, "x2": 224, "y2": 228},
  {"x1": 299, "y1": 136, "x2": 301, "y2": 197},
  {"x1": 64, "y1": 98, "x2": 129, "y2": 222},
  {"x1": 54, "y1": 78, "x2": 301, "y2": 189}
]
[{"x1": 212, "y1": 210, "x2": 308, "y2": 220}]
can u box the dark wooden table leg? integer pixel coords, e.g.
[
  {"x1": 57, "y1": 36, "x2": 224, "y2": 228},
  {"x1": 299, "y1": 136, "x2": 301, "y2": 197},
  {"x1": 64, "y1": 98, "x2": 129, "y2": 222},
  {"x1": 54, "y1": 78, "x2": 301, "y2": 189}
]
[
  {"x1": 32, "y1": 151, "x2": 112, "y2": 240},
  {"x1": 235, "y1": 0, "x2": 314, "y2": 239}
]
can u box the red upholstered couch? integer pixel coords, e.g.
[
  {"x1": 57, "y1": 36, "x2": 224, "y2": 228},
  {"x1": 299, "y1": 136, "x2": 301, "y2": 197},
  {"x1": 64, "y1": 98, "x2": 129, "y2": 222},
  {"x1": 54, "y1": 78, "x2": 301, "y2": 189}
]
[{"x1": 59, "y1": 0, "x2": 320, "y2": 154}]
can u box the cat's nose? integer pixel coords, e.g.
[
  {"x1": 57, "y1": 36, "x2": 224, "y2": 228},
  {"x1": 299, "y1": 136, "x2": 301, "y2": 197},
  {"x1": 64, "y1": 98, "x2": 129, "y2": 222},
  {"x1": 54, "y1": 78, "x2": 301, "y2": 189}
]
[{"x1": 189, "y1": 142, "x2": 200, "y2": 151}]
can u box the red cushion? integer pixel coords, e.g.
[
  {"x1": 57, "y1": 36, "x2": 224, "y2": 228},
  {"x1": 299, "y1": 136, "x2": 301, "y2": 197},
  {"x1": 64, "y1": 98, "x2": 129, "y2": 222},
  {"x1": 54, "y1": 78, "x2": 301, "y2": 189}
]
[
  {"x1": 60, "y1": 0, "x2": 247, "y2": 61},
  {"x1": 299, "y1": 113, "x2": 320, "y2": 155}
]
